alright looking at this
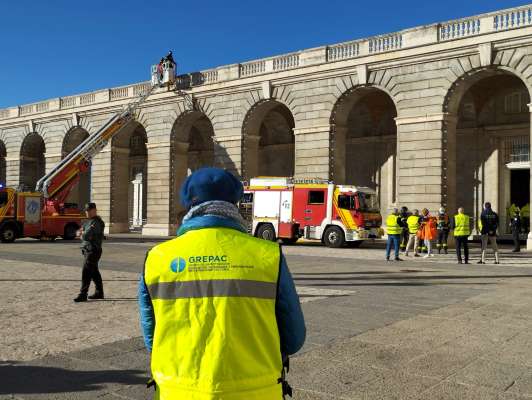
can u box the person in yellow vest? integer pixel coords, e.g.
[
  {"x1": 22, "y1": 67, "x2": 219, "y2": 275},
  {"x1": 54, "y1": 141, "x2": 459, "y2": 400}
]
[
  {"x1": 450, "y1": 207, "x2": 472, "y2": 264},
  {"x1": 404, "y1": 209, "x2": 421, "y2": 257},
  {"x1": 385, "y1": 208, "x2": 403, "y2": 261},
  {"x1": 138, "y1": 168, "x2": 306, "y2": 399}
]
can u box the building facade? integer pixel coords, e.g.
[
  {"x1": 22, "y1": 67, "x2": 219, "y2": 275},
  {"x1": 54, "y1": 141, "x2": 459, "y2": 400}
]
[{"x1": 0, "y1": 5, "x2": 531, "y2": 247}]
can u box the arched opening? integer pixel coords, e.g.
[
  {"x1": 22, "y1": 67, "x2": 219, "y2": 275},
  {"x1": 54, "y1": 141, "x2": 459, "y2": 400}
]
[
  {"x1": 446, "y1": 70, "x2": 530, "y2": 232},
  {"x1": 331, "y1": 86, "x2": 397, "y2": 213},
  {"x1": 242, "y1": 100, "x2": 295, "y2": 179},
  {"x1": 111, "y1": 122, "x2": 148, "y2": 231},
  {"x1": 170, "y1": 111, "x2": 214, "y2": 225},
  {"x1": 20, "y1": 133, "x2": 45, "y2": 191},
  {"x1": 0, "y1": 140, "x2": 6, "y2": 185},
  {"x1": 62, "y1": 127, "x2": 90, "y2": 207}
]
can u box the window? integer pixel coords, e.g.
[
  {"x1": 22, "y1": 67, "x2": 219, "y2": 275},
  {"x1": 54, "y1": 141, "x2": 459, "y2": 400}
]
[
  {"x1": 338, "y1": 195, "x2": 355, "y2": 210},
  {"x1": 308, "y1": 190, "x2": 325, "y2": 205},
  {"x1": 241, "y1": 192, "x2": 253, "y2": 204},
  {"x1": 0, "y1": 191, "x2": 8, "y2": 207},
  {"x1": 504, "y1": 92, "x2": 526, "y2": 114}
]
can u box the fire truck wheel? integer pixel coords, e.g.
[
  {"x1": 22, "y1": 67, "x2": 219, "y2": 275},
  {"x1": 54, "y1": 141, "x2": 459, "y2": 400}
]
[
  {"x1": 0, "y1": 225, "x2": 16, "y2": 243},
  {"x1": 63, "y1": 224, "x2": 79, "y2": 241},
  {"x1": 323, "y1": 226, "x2": 345, "y2": 248},
  {"x1": 256, "y1": 224, "x2": 277, "y2": 242}
]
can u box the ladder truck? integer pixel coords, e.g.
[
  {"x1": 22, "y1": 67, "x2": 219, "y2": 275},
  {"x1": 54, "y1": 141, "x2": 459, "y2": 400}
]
[{"x1": 0, "y1": 61, "x2": 176, "y2": 243}]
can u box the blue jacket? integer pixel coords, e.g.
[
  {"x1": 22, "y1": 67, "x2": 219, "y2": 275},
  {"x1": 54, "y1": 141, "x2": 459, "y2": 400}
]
[{"x1": 137, "y1": 215, "x2": 306, "y2": 356}]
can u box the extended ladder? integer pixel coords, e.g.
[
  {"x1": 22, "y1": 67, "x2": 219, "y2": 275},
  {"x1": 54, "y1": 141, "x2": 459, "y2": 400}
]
[{"x1": 36, "y1": 84, "x2": 156, "y2": 199}]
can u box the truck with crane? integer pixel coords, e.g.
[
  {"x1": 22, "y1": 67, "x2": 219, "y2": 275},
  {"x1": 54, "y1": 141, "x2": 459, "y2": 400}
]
[
  {"x1": 240, "y1": 177, "x2": 383, "y2": 248},
  {"x1": 0, "y1": 60, "x2": 176, "y2": 243}
]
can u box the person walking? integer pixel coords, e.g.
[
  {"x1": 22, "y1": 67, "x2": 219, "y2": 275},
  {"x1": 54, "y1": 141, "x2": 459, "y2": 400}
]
[
  {"x1": 420, "y1": 208, "x2": 437, "y2": 258},
  {"x1": 385, "y1": 208, "x2": 403, "y2": 261},
  {"x1": 436, "y1": 207, "x2": 450, "y2": 254},
  {"x1": 405, "y1": 209, "x2": 421, "y2": 257},
  {"x1": 510, "y1": 208, "x2": 522, "y2": 252},
  {"x1": 138, "y1": 168, "x2": 306, "y2": 399},
  {"x1": 399, "y1": 206, "x2": 410, "y2": 253},
  {"x1": 478, "y1": 202, "x2": 500, "y2": 264},
  {"x1": 451, "y1": 207, "x2": 472, "y2": 264},
  {"x1": 74, "y1": 203, "x2": 105, "y2": 302}
]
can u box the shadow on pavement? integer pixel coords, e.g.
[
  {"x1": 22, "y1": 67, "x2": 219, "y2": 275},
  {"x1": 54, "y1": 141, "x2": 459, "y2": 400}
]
[{"x1": 0, "y1": 361, "x2": 146, "y2": 395}]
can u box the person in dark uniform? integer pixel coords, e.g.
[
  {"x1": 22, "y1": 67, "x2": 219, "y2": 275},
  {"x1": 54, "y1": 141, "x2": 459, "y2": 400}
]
[
  {"x1": 510, "y1": 209, "x2": 522, "y2": 252},
  {"x1": 399, "y1": 206, "x2": 410, "y2": 253},
  {"x1": 74, "y1": 203, "x2": 106, "y2": 302},
  {"x1": 436, "y1": 207, "x2": 450, "y2": 254}
]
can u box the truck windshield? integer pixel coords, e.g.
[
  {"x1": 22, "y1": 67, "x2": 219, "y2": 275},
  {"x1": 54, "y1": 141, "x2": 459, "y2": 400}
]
[{"x1": 357, "y1": 192, "x2": 379, "y2": 212}]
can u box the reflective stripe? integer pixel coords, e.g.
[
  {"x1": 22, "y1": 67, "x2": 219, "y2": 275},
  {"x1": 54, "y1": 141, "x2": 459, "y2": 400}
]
[{"x1": 147, "y1": 279, "x2": 277, "y2": 300}]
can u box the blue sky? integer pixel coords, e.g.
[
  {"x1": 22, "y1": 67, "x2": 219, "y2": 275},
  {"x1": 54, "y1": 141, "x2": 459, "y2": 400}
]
[{"x1": 0, "y1": 1, "x2": 527, "y2": 108}]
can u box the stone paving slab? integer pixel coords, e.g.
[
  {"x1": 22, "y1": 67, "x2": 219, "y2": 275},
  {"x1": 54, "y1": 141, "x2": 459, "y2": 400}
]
[{"x1": 3, "y1": 241, "x2": 532, "y2": 399}]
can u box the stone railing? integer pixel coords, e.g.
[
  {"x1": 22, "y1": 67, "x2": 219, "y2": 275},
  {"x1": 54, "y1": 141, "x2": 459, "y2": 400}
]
[
  {"x1": 440, "y1": 18, "x2": 481, "y2": 40},
  {"x1": 494, "y1": 6, "x2": 532, "y2": 31},
  {"x1": 240, "y1": 60, "x2": 266, "y2": 77},
  {"x1": 327, "y1": 41, "x2": 361, "y2": 61},
  {"x1": 273, "y1": 53, "x2": 299, "y2": 71},
  {"x1": 2, "y1": 4, "x2": 532, "y2": 120}
]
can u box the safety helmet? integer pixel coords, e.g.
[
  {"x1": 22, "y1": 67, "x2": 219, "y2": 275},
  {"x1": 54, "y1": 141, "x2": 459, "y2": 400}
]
[{"x1": 439, "y1": 207, "x2": 445, "y2": 214}]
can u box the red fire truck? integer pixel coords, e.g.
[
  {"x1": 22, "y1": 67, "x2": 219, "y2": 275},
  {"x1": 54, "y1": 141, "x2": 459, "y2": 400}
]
[
  {"x1": 0, "y1": 82, "x2": 159, "y2": 243},
  {"x1": 240, "y1": 177, "x2": 382, "y2": 248}
]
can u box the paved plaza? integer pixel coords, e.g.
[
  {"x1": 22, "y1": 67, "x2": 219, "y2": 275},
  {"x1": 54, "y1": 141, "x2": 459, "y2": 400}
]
[{"x1": 2, "y1": 238, "x2": 532, "y2": 399}]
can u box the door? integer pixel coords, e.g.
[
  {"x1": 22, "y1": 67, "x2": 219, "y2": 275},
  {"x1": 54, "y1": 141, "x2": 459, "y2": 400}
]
[
  {"x1": 22, "y1": 195, "x2": 42, "y2": 237},
  {"x1": 293, "y1": 187, "x2": 328, "y2": 229},
  {"x1": 511, "y1": 169, "x2": 530, "y2": 208}
]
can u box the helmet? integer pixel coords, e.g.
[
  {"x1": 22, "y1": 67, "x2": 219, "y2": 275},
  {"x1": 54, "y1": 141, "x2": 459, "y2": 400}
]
[
  {"x1": 421, "y1": 208, "x2": 429, "y2": 216},
  {"x1": 439, "y1": 207, "x2": 445, "y2": 214}
]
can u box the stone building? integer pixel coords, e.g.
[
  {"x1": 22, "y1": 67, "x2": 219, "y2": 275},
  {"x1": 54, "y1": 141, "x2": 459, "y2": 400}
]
[{"x1": 0, "y1": 4, "x2": 531, "y2": 248}]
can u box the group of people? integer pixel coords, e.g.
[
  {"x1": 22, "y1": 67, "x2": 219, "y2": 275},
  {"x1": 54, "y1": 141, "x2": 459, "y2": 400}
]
[
  {"x1": 385, "y1": 202, "x2": 522, "y2": 265},
  {"x1": 156, "y1": 50, "x2": 176, "y2": 81}
]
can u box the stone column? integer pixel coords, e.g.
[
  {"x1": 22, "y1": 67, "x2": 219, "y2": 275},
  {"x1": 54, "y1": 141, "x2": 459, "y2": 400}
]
[
  {"x1": 5, "y1": 157, "x2": 20, "y2": 188},
  {"x1": 528, "y1": 104, "x2": 532, "y2": 251},
  {"x1": 109, "y1": 146, "x2": 130, "y2": 233},
  {"x1": 294, "y1": 125, "x2": 330, "y2": 179},
  {"x1": 214, "y1": 135, "x2": 244, "y2": 177},
  {"x1": 395, "y1": 114, "x2": 457, "y2": 214},
  {"x1": 241, "y1": 135, "x2": 260, "y2": 179},
  {"x1": 142, "y1": 142, "x2": 174, "y2": 237},
  {"x1": 91, "y1": 146, "x2": 112, "y2": 233},
  {"x1": 44, "y1": 153, "x2": 61, "y2": 174}
]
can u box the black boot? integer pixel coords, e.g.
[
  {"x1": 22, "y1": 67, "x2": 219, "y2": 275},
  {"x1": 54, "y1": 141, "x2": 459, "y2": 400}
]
[
  {"x1": 88, "y1": 291, "x2": 104, "y2": 300},
  {"x1": 74, "y1": 293, "x2": 87, "y2": 303}
]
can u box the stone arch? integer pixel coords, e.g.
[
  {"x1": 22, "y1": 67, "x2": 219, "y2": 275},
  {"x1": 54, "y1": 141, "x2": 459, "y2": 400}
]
[
  {"x1": 0, "y1": 139, "x2": 6, "y2": 185},
  {"x1": 19, "y1": 132, "x2": 45, "y2": 190},
  {"x1": 110, "y1": 121, "x2": 148, "y2": 231},
  {"x1": 330, "y1": 85, "x2": 398, "y2": 213},
  {"x1": 443, "y1": 66, "x2": 531, "y2": 232},
  {"x1": 170, "y1": 111, "x2": 215, "y2": 224},
  {"x1": 241, "y1": 99, "x2": 295, "y2": 179},
  {"x1": 62, "y1": 127, "x2": 90, "y2": 207}
]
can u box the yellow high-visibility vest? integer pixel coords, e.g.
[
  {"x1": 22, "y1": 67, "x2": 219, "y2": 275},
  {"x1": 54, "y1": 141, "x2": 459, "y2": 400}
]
[
  {"x1": 144, "y1": 227, "x2": 283, "y2": 400},
  {"x1": 386, "y1": 214, "x2": 402, "y2": 235},
  {"x1": 454, "y1": 214, "x2": 471, "y2": 237},
  {"x1": 407, "y1": 215, "x2": 420, "y2": 234}
]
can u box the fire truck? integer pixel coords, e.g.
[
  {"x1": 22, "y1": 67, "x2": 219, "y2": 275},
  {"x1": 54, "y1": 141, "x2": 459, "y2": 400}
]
[
  {"x1": 240, "y1": 177, "x2": 382, "y2": 248},
  {"x1": 0, "y1": 60, "x2": 177, "y2": 243}
]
